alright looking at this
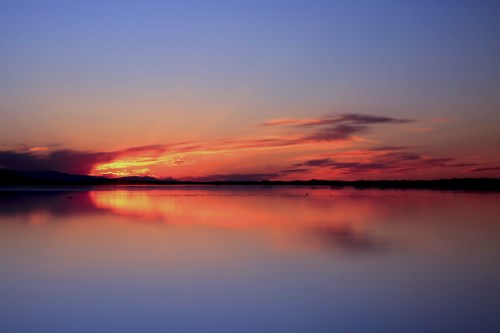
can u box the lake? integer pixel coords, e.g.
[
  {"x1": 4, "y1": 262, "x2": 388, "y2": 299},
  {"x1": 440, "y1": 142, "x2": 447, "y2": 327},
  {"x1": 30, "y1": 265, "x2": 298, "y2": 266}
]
[{"x1": 1, "y1": 187, "x2": 499, "y2": 333}]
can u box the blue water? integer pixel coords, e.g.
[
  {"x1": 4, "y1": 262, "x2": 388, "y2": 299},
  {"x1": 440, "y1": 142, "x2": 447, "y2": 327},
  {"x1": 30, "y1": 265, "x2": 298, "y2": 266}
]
[{"x1": 1, "y1": 187, "x2": 499, "y2": 333}]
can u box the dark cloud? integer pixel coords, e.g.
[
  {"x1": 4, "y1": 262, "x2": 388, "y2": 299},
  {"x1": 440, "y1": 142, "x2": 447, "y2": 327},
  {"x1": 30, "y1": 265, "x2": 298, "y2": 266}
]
[
  {"x1": 447, "y1": 163, "x2": 478, "y2": 168},
  {"x1": 182, "y1": 113, "x2": 414, "y2": 152},
  {"x1": 303, "y1": 124, "x2": 368, "y2": 142},
  {"x1": 259, "y1": 113, "x2": 413, "y2": 128},
  {"x1": 295, "y1": 158, "x2": 332, "y2": 167},
  {"x1": 296, "y1": 114, "x2": 413, "y2": 143},
  {"x1": 288, "y1": 150, "x2": 478, "y2": 176},
  {"x1": 327, "y1": 154, "x2": 458, "y2": 174},
  {"x1": 337, "y1": 113, "x2": 412, "y2": 125},
  {"x1": 467, "y1": 166, "x2": 500, "y2": 173},
  {"x1": 0, "y1": 143, "x2": 195, "y2": 175},
  {"x1": 374, "y1": 152, "x2": 421, "y2": 162},
  {"x1": 279, "y1": 168, "x2": 310, "y2": 175},
  {"x1": 0, "y1": 150, "x2": 117, "y2": 174}
]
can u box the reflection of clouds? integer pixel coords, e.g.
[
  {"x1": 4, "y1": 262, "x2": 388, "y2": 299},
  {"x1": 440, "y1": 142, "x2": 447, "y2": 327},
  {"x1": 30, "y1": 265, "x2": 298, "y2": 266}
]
[
  {"x1": 270, "y1": 221, "x2": 392, "y2": 255},
  {"x1": 90, "y1": 190, "x2": 172, "y2": 220},
  {"x1": 303, "y1": 224, "x2": 389, "y2": 254}
]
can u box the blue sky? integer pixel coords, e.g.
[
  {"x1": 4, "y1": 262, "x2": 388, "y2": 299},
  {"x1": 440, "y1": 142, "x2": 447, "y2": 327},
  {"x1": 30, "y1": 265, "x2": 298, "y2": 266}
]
[{"x1": 1, "y1": 0, "x2": 499, "y2": 179}]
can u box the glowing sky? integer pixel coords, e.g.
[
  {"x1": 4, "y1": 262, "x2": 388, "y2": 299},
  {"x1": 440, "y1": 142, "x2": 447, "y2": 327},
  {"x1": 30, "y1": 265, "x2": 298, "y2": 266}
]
[{"x1": 1, "y1": 0, "x2": 500, "y2": 180}]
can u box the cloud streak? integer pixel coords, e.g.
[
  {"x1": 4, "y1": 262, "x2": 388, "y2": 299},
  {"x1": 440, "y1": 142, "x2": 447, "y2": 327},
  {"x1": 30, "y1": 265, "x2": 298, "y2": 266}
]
[
  {"x1": 250, "y1": 113, "x2": 414, "y2": 148},
  {"x1": 291, "y1": 147, "x2": 479, "y2": 176},
  {"x1": 467, "y1": 166, "x2": 500, "y2": 173},
  {"x1": 259, "y1": 113, "x2": 412, "y2": 127}
]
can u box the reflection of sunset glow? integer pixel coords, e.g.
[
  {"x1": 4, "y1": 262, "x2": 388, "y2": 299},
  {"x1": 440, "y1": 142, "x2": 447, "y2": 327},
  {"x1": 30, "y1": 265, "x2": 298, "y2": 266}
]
[
  {"x1": 88, "y1": 188, "x2": 381, "y2": 252},
  {"x1": 90, "y1": 190, "x2": 179, "y2": 219},
  {"x1": 90, "y1": 189, "x2": 273, "y2": 226},
  {"x1": 89, "y1": 188, "x2": 374, "y2": 230},
  {"x1": 29, "y1": 210, "x2": 50, "y2": 224},
  {"x1": 4, "y1": 188, "x2": 500, "y2": 264}
]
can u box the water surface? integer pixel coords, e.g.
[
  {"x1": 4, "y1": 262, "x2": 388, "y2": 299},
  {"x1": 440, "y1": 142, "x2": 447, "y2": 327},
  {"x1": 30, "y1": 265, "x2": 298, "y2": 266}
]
[{"x1": 1, "y1": 187, "x2": 499, "y2": 333}]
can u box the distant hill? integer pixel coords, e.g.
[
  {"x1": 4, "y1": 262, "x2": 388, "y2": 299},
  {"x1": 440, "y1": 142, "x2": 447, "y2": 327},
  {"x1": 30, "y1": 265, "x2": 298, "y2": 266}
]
[{"x1": 1, "y1": 168, "x2": 500, "y2": 191}]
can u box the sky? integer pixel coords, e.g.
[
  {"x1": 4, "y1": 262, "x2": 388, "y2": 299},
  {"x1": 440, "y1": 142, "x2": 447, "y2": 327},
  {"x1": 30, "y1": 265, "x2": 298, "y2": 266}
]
[{"x1": 1, "y1": 0, "x2": 500, "y2": 180}]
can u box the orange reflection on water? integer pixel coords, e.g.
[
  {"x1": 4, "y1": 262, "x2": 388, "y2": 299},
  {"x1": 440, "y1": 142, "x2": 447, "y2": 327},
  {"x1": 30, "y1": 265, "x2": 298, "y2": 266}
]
[
  {"x1": 88, "y1": 188, "x2": 382, "y2": 253},
  {"x1": 89, "y1": 188, "x2": 373, "y2": 229},
  {"x1": 28, "y1": 210, "x2": 50, "y2": 225},
  {"x1": 90, "y1": 190, "x2": 179, "y2": 220}
]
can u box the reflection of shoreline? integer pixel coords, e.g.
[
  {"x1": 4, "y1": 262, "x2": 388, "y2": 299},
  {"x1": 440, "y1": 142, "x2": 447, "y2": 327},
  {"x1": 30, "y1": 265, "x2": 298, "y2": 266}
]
[{"x1": 0, "y1": 190, "x2": 101, "y2": 220}]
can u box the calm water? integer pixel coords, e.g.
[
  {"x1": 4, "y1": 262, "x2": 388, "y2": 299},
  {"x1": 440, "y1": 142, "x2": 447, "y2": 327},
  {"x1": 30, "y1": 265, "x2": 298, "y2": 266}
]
[{"x1": 1, "y1": 187, "x2": 499, "y2": 333}]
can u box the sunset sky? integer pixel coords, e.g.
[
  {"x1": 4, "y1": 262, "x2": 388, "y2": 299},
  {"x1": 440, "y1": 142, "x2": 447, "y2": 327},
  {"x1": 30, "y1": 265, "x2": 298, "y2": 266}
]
[{"x1": 1, "y1": 0, "x2": 500, "y2": 180}]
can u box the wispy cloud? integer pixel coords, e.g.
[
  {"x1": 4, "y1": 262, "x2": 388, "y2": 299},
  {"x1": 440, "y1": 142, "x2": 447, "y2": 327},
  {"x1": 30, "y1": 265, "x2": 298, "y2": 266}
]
[
  {"x1": 259, "y1": 113, "x2": 412, "y2": 127},
  {"x1": 467, "y1": 166, "x2": 500, "y2": 173},
  {"x1": 303, "y1": 124, "x2": 368, "y2": 141},
  {"x1": 258, "y1": 118, "x2": 326, "y2": 127},
  {"x1": 248, "y1": 113, "x2": 415, "y2": 148},
  {"x1": 291, "y1": 147, "x2": 479, "y2": 176},
  {"x1": 300, "y1": 158, "x2": 332, "y2": 167}
]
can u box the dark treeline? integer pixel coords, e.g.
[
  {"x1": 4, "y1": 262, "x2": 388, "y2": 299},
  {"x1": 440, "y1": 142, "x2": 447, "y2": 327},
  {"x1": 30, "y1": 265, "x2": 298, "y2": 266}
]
[
  {"x1": 187, "y1": 178, "x2": 500, "y2": 191},
  {"x1": 1, "y1": 168, "x2": 500, "y2": 191}
]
